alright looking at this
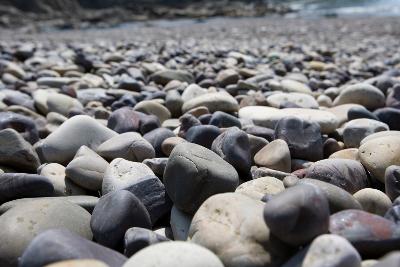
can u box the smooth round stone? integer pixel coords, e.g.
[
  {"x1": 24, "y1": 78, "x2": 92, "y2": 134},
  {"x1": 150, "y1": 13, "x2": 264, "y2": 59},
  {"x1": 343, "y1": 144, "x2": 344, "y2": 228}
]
[
  {"x1": 181, "y1": 91, "x2": 239, "y2": 113},
  {"x1": 385, "y1": 165, "x2": 400, "y2": 201},
  {"x1": 372, "y1": 252, "x2": 400, "y2": 267},
  {"x1": 374, "y1": 107, "x2": 400, "y2": 130},
  {"x1": 329, "y1": 209, "x2": 400, "y2": 257},
  {"x1": 264, "y1": 183, "x2": 329, "y2": 246},
  {"x1": 361, "y1": 260, "x2": 378, "y2": 267},
  {"x1": 348, "y1": 106, "x2": 380, "y2": 121},
  {"x1": 161, "y1": 136, "x2": 187, "y2": 156},
  {"x1": 102, "y1": 158, "x2": 155, "y2": 195},
  {"x1": 209, "y1": 111, "x2": 241, "y2": 128},
  {"x1": 40, "y1": 163, "x2": 86, "y2": 196},
  {"x1": 164, "y1": 143, "x2": 239, "y2": 214},
  {"x1": 254, "y1": 139, "x2": 291, "y2": 173},
  {"x1": 189, "y1": 192, "x2": 289, "y2": 267},
  {"x1": 186, "y1": 106, "x2": 210, "y2": 117},
  {"x1": 66, "y1": 146, "x2": 109, "y2": 191},
  {"x1": 295, "y1": 178, "x2": 362, "y2": 213},
  {"x1": 211, "y1": 127, "x2": 251, "y2": 177},
  {"x1": 97, "y1": 132, "x2": 155, "y2": 162},
  {"x1": 0, "y1": 128, "x2": 40, "y2": 172},
  {"x1": 235, "y1": 176, "x2": 285, "y2": 200},
  {"x1": 0, "y1": 196, "x2": 99, "y2": 215},
  {"x1": 162, "y1": 119, "x2": 180, "y2": 130},
  {"x1": 134, "y1": 100, "x2": 171, "y2": 123},
  {"x1": 122, "y1": 241, "x2": 224, "y2": 267},
  {"x1": 19, "y1": 229, "x2": 126, "y2": 267},
  {"x1": 305, "y1": 159, "x2": 369, "y2": 194},
  {"x1": 150, "y1": 70, "x2": 194, "y2": 85},
  {"x1": 359, "y1": 135, "x2": 400, "y2": 182},
  {"x1": 239, "y1": 106, "x2": 339, "y2": 134},
  {"x1": 143, "y1": 128, "x2": 175, "y2": 157},
  {"x1": 0, "y1": 173, "x2": 54, "y2": 204},
  {"x1": 360, "y1": 131, "x2": 400, "y2": 145},
  {"x1": 0, "y1": 199, "x2": 92, "y2": 267},
  {"x1": 185, "y1": 125, "x2": 221, "y2": 149},
  {"x1": 36, "y1": 115, "x2": 117, "y2": 165},
  {"x1": 124, "y1": 227, "x2": 168, "y2": 257},
  {"x1": 216, "y1": 69, "x2": 239, "y2": 87},
  {"x1": 181, "y1": 84, "x2": 207, "y2": 102},
  {"x1": 343, "y1": 119, "x2": 389, "y2": 148},
  {"x1": 44, "y1": 259, "x2": 109, "y2": 267},
  {"x1": 170, "y1": 205, "x2": 192, "y2": 240},
  {"x1": 302, "y1": 234, "x2": 361, "y2": 267},
  {"x1": 353, "y1": 188, "x2": 392, "y2": 216},
  {"x1": 280, "y1": 79, "x2": 312, "y2": 94},
  {"x1": 329, "y1": 148, "x2": 360, "y2": 161},
  {"x1": 275, "y1": 116, "x2": 323, "y2": 162},
  {"x1": 91, "y1": 190, "x2": 151, "y2": 249},
  {"x1": 46, "y1": 93, "x2": 84, "y2": 117},
  {"x1": 317, "y1": 94, "x2": 333, "y2": 107},
  {"x1": 266, "y1": 92, "x2": 319, "y2": 109},
  {"x1": 333, "y1": 83, "x2": 385, "y2": 110},
  {"x1": 107, "y1": 108, "x2": 159, "y2": 134}
]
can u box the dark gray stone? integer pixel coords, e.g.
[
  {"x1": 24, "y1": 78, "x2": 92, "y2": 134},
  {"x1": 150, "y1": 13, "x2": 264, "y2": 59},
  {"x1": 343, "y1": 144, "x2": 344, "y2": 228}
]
[
  {"x1": 185, "y1": 125, "x2": 221, "y2": 149},
  {"x1": 123, "y1": 227, "x2": 169, "y2": 257}
]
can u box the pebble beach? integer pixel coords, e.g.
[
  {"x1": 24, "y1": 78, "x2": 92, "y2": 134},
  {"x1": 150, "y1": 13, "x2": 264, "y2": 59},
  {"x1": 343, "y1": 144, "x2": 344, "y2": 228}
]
[{"x1": 0, "y1": 12, "x2": 400, "y2": 267}]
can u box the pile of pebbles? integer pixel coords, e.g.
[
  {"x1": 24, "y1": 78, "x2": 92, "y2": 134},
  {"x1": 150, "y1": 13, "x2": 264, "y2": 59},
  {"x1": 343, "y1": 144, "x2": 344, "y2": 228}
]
[{"x1": 0, "y1": 16, "x2": 400, "y2": 267}]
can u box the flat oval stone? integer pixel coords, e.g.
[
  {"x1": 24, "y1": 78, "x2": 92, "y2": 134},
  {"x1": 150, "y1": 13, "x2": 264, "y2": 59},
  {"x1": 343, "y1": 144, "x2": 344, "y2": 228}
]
[
  {"x1": 35, "y1": 115, "x2": 117, "y2": 165},
  {"x1": 150, "y1": 70, "x2": 194, "y2": 85},
  {"x1": 329, "y1": 209, "x2": 400, "y2": 257},
  {"x1": 329, "y1": 148, "x2": 360, "y2": 161},
  {"x1": 359, "y1": 135, "x2": 400, "y2": 183},
  {"x1": 333, "y1": 83, "x2": 385, "y2": 110},
  {"x1": 280, "y1": 79, "x2": 312, "y2": 94},
  {"x1": 44, "y1": 259, "x2": 109, "y2": 267},
  {"x1": 305, "y1": 159, "x2": 369, "y2": 194},
  {"x1": 0, "y1": 173, "x2": 54, "y2": 204},
  {"x1": 209, "y1": 111, "x2": 241, "y2": 128},
  {"x1": 0, "y1": 199, "x2": 92, "y2": 267},
  {"x1": 164, "y1": 143, "x2": 239, "y2": 214},
  {"x1": 239, "y1": 106, "x2": 339, "y2": 134},
  {"x1": 189, "y1": 193, "x2": 290, "y2": 267},
  {"x1": 182, "y1": 91, "x2": 239, "y2": 113},
  {"x1": 302, "y1": 234, "x2": 361, "y2": 267},
  {"x1": 123, "y1": 227, "x2": 168, "y2": 257},
  {"x1": 122, "y1": 241, "x2": 224, "y2": 267},
  {"x1": 264, "y1": 183, "x2": 330, "y2": 246},
  {"x1": 360, "y1": 131, "x2": 400, "y2": 145},
  {"x1": 134, "y1": 100, "x2": 171, "y2": 123},
  {"x1": 97, "y1": 132, "x2": 155, "y2": 162},
  {"x1": 91, "y1": 190, "x2": 151, "y2": 249},
  {"x1": 19, "y1": 229, "x2": 126, "y2": 267}
]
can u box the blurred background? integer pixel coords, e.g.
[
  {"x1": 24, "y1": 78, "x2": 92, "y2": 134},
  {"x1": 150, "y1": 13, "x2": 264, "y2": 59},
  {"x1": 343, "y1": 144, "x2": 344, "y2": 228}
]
[{"x1": 0, "y1": 0, "x2": 399, "y2": 32}]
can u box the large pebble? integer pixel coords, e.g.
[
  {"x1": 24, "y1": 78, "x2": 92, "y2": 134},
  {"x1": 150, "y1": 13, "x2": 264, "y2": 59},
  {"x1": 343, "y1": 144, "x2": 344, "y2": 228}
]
[
  {"x1": 275, "y1": 116, "x2": 323, "y2": 162},
  {"x1": 359, "y1": 135, "x2": 400, "y2": 182},
  {"x1": 182, "y1": 91, "x2": 239, "y2": 113},
  {"x1": 189, "y1": 193, "x2": 289, "y2": 267},
  {"x1": 235, "y1": 176, "x2": 284, "y2": 200},
  {"x1": 164, "y1": 143, "x2": 239, "y2": 214},
  {"x1": 343, "y1": 119, "x2": 388, "y2": 148},
  {"x1": 353, "y1": 188, "x2": 392, "y2": 216},
  {"x1": 254, "y1": 139, "x2": 291, "y2": 172},
  {"x1": 97, "y1": 132, "x2": 155, "y2": 162},
  {"x1": 305, "y1": 159, "x2": 369, "y2": 193},
  {"x1": 266, "y1": 92, "x2": 318, "y2": 109},
  {"x1": 19, "y1": 229, "x2": 126, "y2": 267},
  {"x1": 90, "y1": 190, "x2": 151, "y2": 249},
  {"x1": 123, "y1": 227, "x2": 168, "y2": 257},
  {"x1": 36, "y1": 115, "x2": 117, "y2": 165},
  {"x1": 263, "y1": 183, "x2": 329, "y2": 246},
  {"x1": 0, "y1": 199, "x2": 92, "y2": 266},
  {"x1": 333, "y1": 83, "x2": 385, "y2": 110}
]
